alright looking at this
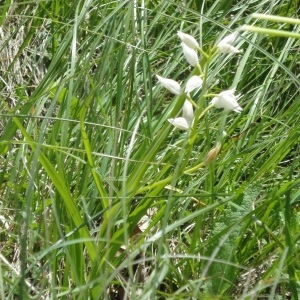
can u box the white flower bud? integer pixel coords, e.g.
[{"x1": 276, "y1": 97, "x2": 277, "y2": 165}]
[
  {"x1": 177, "y1": 31, "x2": 199, "y2": 50},
  {"x1": 156, "y1": 75, "x2": 181, "y2": 95},
  {"x1": 181, "y1": 42, "x2": 199, "y2": 67}
]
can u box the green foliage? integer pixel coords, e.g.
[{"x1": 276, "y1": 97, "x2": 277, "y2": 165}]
[
  {"x1": 0, "y1": 0, "x2": 299, "y2": 299},
  {"x1": 204, "y1": 183, "x2": 261, "y2": 294}
]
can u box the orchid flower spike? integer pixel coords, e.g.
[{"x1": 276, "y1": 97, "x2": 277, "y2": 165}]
[
  {"x1": 217, "y1": 32, "x2": 242, "y2": 54},
  {"x1": 181, "y1": 42, "x2": 199, "y2": 67},
  {"x1": 177, "y1": 31, "x2": 199, "y2": 50},
  {"x1": 211, "y1": 89, "x2": 243, "y2": 113},
  {"x1": 156, "y1": 75, "x2": 181, "y2": 95}
]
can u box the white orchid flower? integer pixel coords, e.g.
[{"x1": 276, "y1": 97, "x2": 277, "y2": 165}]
[
  {"x1": 211, "y1": 89, "x2": 243, "y2": 113},
  {"x1": 177, "y1": 31, "x2": 199, "y2": 50},
  {"x1": 181, "y1": 42, "x2": 198, "y2": 67},
  {"x1": 156, "y1": 75, "x2": 181, "y2": 95},
  {"x1": 217, "y1": 32, "x2": 242, "y2": 54},
  {"x1": 219, "y1": 32, "x2": 239, "y2": 45},
  {"x1": 185, "y1": 76, "x2": 203, "y2": 94},
  {"x1": 168, "y1": 117, "x2": 190, "y2": 130}
]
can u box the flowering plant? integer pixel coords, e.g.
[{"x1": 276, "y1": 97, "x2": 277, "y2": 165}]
[{"x1": 156, "y1": 30, "x2": 244, "y2": 170}]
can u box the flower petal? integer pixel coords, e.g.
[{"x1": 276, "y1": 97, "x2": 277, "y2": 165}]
[
  {"x1": 181, "y1": 43, "x2": 198, "y2": 67},
  {"x1": 217, "y1": 32, "x2": 241, "y2": 53},
  {"x1": 218, "y1": 32, "x2": 238, "y2": 46},
  {"x1": 218, "y1": 44, "x2": 242, "y2": 54},
  {"x1": 216, "y1": 94, "x2": 240, "y2": 110},
  {"x1": 182, "y1": 100, "x2": 194, "y2": 125},
  {"x1": 185, "y1": 76, "x2": 203, "y2": 94},
  {"x1": 219, "y1": 89, "x2": 236, "y2": 97},
  {"x1": 177, "y1": 31, "x2": 199, "y2": 50},
  {"x1": 211, "y1": 89, "x2": 243, "y2": 113},
  {"x1": 156, "y1": 75, "x2": 181, "y2": 95},
  {"x1": 168, "y1": 117, "x2": 190, "y2": 130},
  {"x1": 233, "y1": 106, "x2": 243, "y2": 113}
]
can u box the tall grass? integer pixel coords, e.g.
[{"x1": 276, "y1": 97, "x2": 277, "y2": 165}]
[{"x1": 0, "y1": 0, "x2": 299, "y2": 299}]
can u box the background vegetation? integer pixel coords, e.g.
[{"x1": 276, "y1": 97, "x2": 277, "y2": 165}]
[{"x1": 0, "y1": 0, "x2": 299, "y2": 299}]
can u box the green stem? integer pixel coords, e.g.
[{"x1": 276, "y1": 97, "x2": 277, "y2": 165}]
[
  {"x1": 184, "y1": 162, "x2": 204, "y2": 174},
  {"x1": 196, "y1": 46, "x2": 209, "y2": 58},
  {"x1": 241, "y1": 25, "x2": 300, "y2": 39},
  {"x1": 196, "y1": 62, "x2": 203, "y2": 75},
  {"x1": 186, "y1": 94, "x2": 198, "y2": 108},
  {"x1": 135, "y1": 175, "x2": 173, "y2": 195},
  {"x1": 252, "y1": 13, "x2": 300, "y2": 25}
]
